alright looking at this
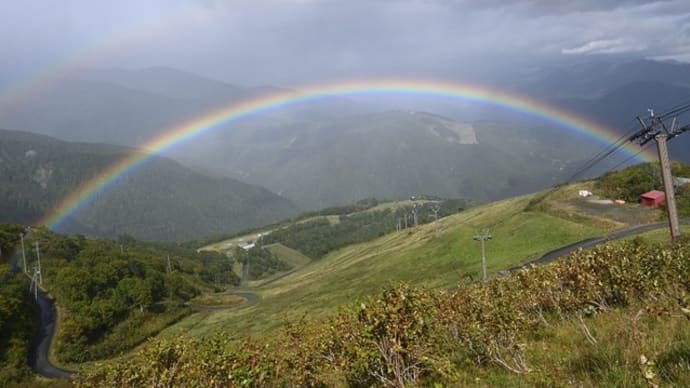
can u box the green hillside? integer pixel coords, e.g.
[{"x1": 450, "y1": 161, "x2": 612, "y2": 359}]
[
  {"x1": 0, "y1": 129, "x2": 299, "y2": 241},
  {"x1": 164, "y1": 182, "x2": 656, "y2": 338},
  {"x1": 6, "y1": 163, "x2": 689, "y2": 385},
  {"x1": 82, "y1": 229, "x2": 690, "y2": 387}
]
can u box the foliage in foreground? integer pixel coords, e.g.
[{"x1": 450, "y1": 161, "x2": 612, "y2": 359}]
[
  {"x1": 25, "y1": 229, "x2": 239, "y2": 363},
  {"x1": 80, "y1": 237, "x2": 690, "y2": 387},
  {"x1": 0, "y1": 265, "x2": 38, "y2": 385}
]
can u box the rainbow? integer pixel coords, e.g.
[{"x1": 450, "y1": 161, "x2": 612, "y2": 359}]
[
  {"x1": 0, "y1": 4, "x2": 194, "y2": 116},
  {"x1": 39, "y1": 79, "x2": 656, "y2": 230}
]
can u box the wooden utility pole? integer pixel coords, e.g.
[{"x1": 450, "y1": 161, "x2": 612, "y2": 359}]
[
  {"x1": 656, "y1": 134, "x2": 681, "y2": 240},
  {"x1": 473, "y1": 229, "x2": 492, "y2": 282},
  {"x1": 19, "y1": 232, "x2": 27, "y2": 273},
  {"x1": 30, "y1": 266, "x2": 39, "y2": 301},
  {"x1": 630, "y1": 110, "x2": 689, "y2": 241},
  {"x1": 34, "y1": 241, "x2": 42, "y2": 285}
]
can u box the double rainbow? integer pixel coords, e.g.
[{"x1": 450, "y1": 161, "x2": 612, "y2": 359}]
[{"x1": 38, "y1": 79, "x2": 655, "y2": 230}]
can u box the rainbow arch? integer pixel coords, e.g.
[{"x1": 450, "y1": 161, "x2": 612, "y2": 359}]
[{"x1": 39, "y1": 78, "x2": 656, "y2": 230}]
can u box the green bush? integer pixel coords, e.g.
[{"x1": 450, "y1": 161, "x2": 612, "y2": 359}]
[{"x1": 80, "y1": 238, "x2": 690, "y2": 386}]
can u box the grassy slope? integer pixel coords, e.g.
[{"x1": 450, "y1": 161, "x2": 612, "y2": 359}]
[
  {"x1": 197, "y1": 199, "x2": 434, "y2": 253},
  {"x1": 163, "y1": 184, "x2": 631, "y2": 338}
]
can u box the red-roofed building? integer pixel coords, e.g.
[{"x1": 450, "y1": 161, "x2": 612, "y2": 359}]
[{"x1": 640, "y1": 190, "x2": 665, "y2": 207}]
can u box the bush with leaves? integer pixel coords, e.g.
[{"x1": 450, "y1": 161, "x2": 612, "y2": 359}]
[{"x1": 80, "y1": 237, "x2": 690, "y2": 386}]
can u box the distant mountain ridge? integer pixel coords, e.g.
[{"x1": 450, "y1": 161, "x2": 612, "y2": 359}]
[
  {"x1": 514, "y1": 59, "x2": 690, "y2": 99},
  {"x1": 1, "y1": 60, "x2": 689, "y2": 210},
  {"x1": 0, "y1": 66, "x2": 363, "y2": 147},
  {"x1": 0, "y1": 129, "x2": 299, "y2": 241},
  {"x1": 176, "y1": 109, "x2": 606, "y2": 209},
  {"x1": 549, "y1": 80, "x2": 690, "y2": 163}
]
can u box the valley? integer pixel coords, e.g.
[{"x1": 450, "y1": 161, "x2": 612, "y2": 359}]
[
  {"x1": 2, "y1": 161, "x2": 690, "y2": 386},
  {"x1": 159, "y1": 181, "x2": 670, "y2": 337},
  {"x1": 2, "y1": 52, "x2": 690, "y2": 386}
]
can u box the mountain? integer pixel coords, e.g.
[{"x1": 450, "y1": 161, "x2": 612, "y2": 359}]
[
  {"x1": 0, "y1": 67, "x2": 363, "y2": 147},
  {"x1": 0, "y1": 78, "x2": 197, "y2": 146},
  {"x1": 77, "y1": 66, "x2": 255, "y2": 103},
  {"x1": 551, "y1": 80, "x2": 690, "y2": 163},
  {"x1": 0, "y1": 129, "x2": 299, "y2": 241},
  {"x1": 2, "y1": 62, "x2": 689, "y2": 210},
  {"x1": 514, "y1": 59, "x2": 690, "y2": 99},
  {"x1": 175, "y1": 110, "x2": 608, "y2": 210}
]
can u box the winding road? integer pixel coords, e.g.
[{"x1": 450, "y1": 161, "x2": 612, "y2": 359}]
[
  {"x1": 7, "y1": 240, "x2": 74, "y2": 380},
  {"x1": 29, "y1": 289, "x2": 74, "y2": 379}
]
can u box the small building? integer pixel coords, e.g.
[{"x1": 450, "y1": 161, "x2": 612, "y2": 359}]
[
  {"x1": 578, "y1": 190, "x2": 593, "y2": 197},
  {"x1": 640, "y1": 190, "x2": 665, "y2": 207},
  {"x1": 673, "y1": 177, "x2": 690, "y2": 188}
]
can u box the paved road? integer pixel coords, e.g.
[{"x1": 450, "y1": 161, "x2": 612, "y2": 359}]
[
  {"x1": 188, "y1": 292, "x2": 260, "y2": 311},
  {"x1": 507, "y1": 219, "x2": 689, "y2": 273},
  {"x1": 29, "y1": 289, "x2": 74, "y2": 380},
  {"x1": 7, "y1": 229, "x2": 74, "y2": 380}
]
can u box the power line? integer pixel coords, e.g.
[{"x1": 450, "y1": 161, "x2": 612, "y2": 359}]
[
  {"x1": 607, "y1": 143, "x2": 653, "y2": 172},
  {"x1": 564, "y1": 120, "x2": 644, "y2": 183},
  {"x1": 565, "y1": 138, "x2": 633, "y2": 183},
  {"x1": 566, "y1": 100, "x2": 690, "y2": 184}
]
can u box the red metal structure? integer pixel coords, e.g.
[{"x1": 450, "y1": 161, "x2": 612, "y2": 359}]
[{"x1": 640, "y1": 190, "x2": 666, "y2": 207}]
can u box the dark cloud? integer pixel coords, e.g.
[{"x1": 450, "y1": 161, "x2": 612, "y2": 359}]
[{"x1": 0, "y1": 0, "x2": 688, "y2": 86}]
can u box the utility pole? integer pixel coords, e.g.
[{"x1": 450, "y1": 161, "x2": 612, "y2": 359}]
[
  {"x1": 30, "y1": 266, "x2": 40, "y2": 301},
  {"x1": 34, "y1": 241, "x2": 42, "y2": 285},
  {"x1": 410, "y1": 201, "x2": 418, "y2": 228},
  {"x1": 429, "y1": 204, "x2": 441, "y2": 237},
  {"x1": 473, "y1": 229, "x2": 492, "y2": 282},
  {"x1": 630, "y1": 109, "x2": 689, "y2": 241},
  {"x1": 20, "y1": 232, "x2": 27, "y2": 273},
  {"x1": 656, "y1": 134, "x2": 681, "y2": 239}
]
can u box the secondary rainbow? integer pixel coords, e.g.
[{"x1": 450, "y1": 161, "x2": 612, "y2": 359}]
[
  {"x1": 39, "y1": 79, "x2": 656, "y2": 230},
  {"x1": 0, "y1": 4, "x2": 194, "y2": 116}
]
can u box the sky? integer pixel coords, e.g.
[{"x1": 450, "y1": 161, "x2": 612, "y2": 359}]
[{"x1": 1, "y1": 0, "x2": 689, "y2": 87}]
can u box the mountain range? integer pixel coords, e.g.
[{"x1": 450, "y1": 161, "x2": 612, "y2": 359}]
[
  {"x1": 1, "y1": 59, "x2": 689, "y2": 214},
  {"x1": 0, "y1": 129, "x2": 298, "y2": 241}
]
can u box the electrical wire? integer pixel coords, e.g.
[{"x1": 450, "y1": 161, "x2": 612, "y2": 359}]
[{"x1": 607, "y1": 143, "x2": 654, "y2": 172}]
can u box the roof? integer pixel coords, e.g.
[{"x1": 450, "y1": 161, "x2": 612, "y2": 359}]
[
  {"x1": 640, "y1": 190, "x2": 665, "y2": 199},
  {"x1": 674, "y1": 177, "x2": 690, "y2": 187}
]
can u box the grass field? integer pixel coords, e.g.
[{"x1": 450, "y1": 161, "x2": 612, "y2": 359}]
[
  {"x1": 161, "y1": 184, "x2": 649, "y2": 338},
  {"x1": 620, "y1": 224, "x2": 690, "y2": 243}
]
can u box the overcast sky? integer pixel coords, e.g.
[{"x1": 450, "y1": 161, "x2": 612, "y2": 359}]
[{"x1": 1, "y1": 0, "x2": 689, "y2": 87}]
